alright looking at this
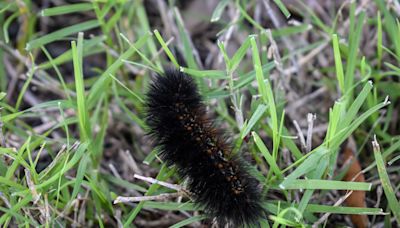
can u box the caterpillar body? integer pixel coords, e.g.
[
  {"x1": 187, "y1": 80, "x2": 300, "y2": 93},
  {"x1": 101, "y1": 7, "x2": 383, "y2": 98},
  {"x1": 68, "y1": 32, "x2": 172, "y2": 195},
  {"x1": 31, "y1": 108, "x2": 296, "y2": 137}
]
[{"x1": 145, "y1": 70, "x2": 265, "y2": 227}]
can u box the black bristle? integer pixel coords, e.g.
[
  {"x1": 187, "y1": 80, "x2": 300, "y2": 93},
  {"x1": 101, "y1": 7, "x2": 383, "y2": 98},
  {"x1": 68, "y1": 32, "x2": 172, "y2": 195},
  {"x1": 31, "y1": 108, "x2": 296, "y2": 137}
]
[{"x1": 145, "y1": 70, "x2": 265, "y2": 227}]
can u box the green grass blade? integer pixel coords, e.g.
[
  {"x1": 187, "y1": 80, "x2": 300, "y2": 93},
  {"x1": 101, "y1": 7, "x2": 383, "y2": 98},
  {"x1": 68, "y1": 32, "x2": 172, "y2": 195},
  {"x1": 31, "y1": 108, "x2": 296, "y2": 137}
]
[
  {"x1": 372, "y1": 138, "x2": 400, "y2": 223},
  {"x1": 40, "y1": 3, "x2": 93, "y2": 16},
  {"x1": 26, "y1": 20, "x2": 100, "y2": 51},
  {"x1": 273, "y1": 0, "x2": 290, "y2": 18},
  {"x1": 280, "y1": 147, "x2": 329, "y2": 188},
  {"x1": 170, "y1": 215, "x2": 207, "y2": 228},
  {"x1": 344, "y1": 11, "x2": 365, "y2": 96},
  {"x1": 153, "y1": 29, "x2": 179, "y2": 68},
  {"x1": 210, "y1": 0, "x2": 229, "y2": 22},
  {"x1": 282, "y1": 179, "x2": 371, "y2": 190},
  {"x1": 72, "y1": 32, "x2": 91, "y2": 141},
  {"x1": 88, "y1": 32, "x2": 149, "y2": 107},
  {"x1": 377, "y1": 11, "x2": 383, "y2": 68},
  {"x1": 332, "y1": 34, "x2": 345, "y2": 92},
  {"x1": 241, "y1": 104, "x2": 267, "y2": 139},
  {"x1": 253, "y1": 132, "x2": 282, "y2": 179}
]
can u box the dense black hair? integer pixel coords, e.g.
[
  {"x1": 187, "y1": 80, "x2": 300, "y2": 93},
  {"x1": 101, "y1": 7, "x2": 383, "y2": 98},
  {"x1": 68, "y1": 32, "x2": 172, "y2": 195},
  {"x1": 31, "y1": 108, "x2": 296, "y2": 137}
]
[{"x1": 145, "y1": 70, "x2": 265, "y2": 227}]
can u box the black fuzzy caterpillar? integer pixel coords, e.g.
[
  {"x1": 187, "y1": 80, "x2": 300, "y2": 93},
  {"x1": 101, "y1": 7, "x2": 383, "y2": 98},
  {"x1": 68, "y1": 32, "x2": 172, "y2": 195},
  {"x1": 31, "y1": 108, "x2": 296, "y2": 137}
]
[{"x1": 145, "y1": 70, "x2": 265, "y2": 227}]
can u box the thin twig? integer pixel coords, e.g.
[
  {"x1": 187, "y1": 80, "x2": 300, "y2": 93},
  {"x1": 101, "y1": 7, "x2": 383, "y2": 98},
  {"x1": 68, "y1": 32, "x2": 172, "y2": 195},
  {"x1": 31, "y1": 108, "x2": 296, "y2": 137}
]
[
  {"x1": 114, "y1": 192, "x2": 182, "y2": 204},
  {"x1": 134, "y1": 174, "x2": 182, "y2": 192},
  {"x1": 306, "y1": 113, "x2": 316, "y2": 152},
  {"x1": 293, "y1": 120, "x2": 306, "y2": 152}
]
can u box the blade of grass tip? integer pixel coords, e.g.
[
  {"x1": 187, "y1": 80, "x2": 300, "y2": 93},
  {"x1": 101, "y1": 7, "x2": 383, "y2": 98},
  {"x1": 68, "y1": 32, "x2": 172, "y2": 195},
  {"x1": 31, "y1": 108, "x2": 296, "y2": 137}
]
[
  {"x1": 332, "y1": 34, "x2": 345, "y2": 92},
  {"x1": 40, "y1": 3, "x2": 93, "y2": 17},
  {"x1": 210, "y1": 0, "x2": 229, "y2": 22},
  {"x1": 372, "y1": 136, "x2": 400, "y2": 223},
  {"x1": 3, "y1": 11, "x2": 18, "y2": 43},
  {"x1": 388, "y1": 154, "x2": 400, "y2": 165},
  {"x1": 143, "y1": 148, "x2": 158, "y2": 165},
  {"x1": 72, "y1": 32, "x2": 91, "y2": 142},
  {"x1": 272, "y1": 0, "x2": 291, "y2": 18},
  {"x1": 26, "y1": 20, "x2": 99, "y2": 51},
  {"x1": 153, "y1": 29, "x2": 180, "y2": 68},
  {"x1": 360, "y1": 56, "x2": 371, "y2": 79}
]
